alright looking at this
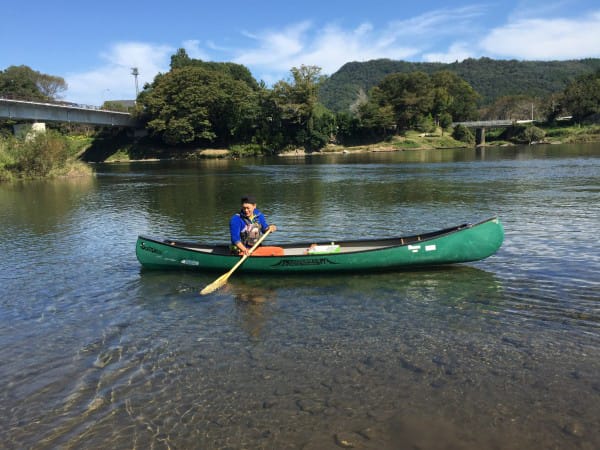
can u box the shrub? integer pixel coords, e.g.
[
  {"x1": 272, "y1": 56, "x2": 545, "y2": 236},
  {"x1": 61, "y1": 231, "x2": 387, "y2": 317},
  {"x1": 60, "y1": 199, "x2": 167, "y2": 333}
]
[
  {"x1": 416, "y1": 114, "x2": 436, "y2": 133},
  {"x1": 452, "y1": 124, "x2": 475, "y2": 144},
  {"x1": 229, "y1": 143, "x2": 264, "y2": 157},
  {"x1": 520, "y1": 125, "x2": 546, "y2": 144},
  {"x1": 11, "y1": 131, "x2": 69, "y2": 177}
]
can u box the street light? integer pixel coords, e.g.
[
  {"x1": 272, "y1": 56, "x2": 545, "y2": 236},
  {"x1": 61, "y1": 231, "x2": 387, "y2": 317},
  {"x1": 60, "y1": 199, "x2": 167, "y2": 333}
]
[{"x1": 131, "y1": 67, "x2": 139, "y2": 100}]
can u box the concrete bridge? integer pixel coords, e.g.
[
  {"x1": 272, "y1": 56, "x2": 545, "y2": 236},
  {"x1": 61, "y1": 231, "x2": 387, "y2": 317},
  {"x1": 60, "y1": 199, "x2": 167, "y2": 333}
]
[
  {"x1": 452, "y1": 119, "x2": 534, "y2": 145},
  {"x1": 0, "y1": 98, "x2": 138, "y2": 128}
]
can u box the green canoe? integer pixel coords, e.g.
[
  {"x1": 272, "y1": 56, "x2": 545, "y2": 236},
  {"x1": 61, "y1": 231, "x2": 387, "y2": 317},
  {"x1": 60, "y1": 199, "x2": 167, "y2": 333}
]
[{"x1": 136, "y1": 217, "x2": 504, "y2": 273}]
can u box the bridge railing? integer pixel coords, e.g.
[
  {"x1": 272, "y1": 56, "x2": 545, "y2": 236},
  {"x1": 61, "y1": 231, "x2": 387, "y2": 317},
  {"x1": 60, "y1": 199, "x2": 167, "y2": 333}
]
[{"x1": 452, "y1": 119, "x2": 535, "y2": 128}]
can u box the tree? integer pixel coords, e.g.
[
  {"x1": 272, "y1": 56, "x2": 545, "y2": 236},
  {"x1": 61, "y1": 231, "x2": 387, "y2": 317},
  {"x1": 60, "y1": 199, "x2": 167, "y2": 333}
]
[
  {"x1": 271, "y1": 65, "x2": 329, "y2": 150},
  {"x1": 169, "y1": 48, "x2": 259, "y2": 90},
  {"x1": 356, "y1": 101, "x2": 396, "y2": 141},
  {"x1": 170, "y1": 48, "x2": 192, "y2": 69},
  {"x1": 520, "y1": 125, "x2": 546, "y2": 144},
  {"x1": 371, "y1": 72, "x2": 434, "y2": 130},
  {"x1": 0, "y1": 65, "x2": 67, "y2": 101},
  {"x1": 438, "y1": 112, "x2": 453, "y2": 131},
  {"x1": 561, "y1": 70, "x2": 600, "y2": 121},
  {"x1": 452, "y1": 124, "x2": 474, "y2": 144},
  {"x1": 138, "y1": 65, "x2": 258, "y2": 146},
  {"x1": 430, "y1": 70, "x2": 479, "y2": 121},
  {"x1": 36, "y1": 73, "x2": 68, "y2": 99}
]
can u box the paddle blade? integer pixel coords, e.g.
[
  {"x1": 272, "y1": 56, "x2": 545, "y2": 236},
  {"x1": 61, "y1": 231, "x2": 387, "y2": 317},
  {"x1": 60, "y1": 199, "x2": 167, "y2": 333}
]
[
  {"x1": 200, "y1": 273, "x2": 230, "y2": 295},
  {"x1": 199, "y1": 229, "x2": 272, "y2": 296}
]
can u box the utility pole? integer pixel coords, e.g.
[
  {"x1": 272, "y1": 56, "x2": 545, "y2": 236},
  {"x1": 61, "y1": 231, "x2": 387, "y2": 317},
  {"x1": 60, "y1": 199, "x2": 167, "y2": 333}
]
[
  {"x1": 531, "y1": 103, "x2": 534, "y2": 121},
  {"x1": 131, "y1": 67, "x2": 139, "y2": 101}
]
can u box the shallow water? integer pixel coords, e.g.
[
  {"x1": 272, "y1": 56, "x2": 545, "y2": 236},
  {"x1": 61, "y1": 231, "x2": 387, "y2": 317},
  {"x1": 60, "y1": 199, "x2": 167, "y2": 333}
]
[{"x1": 1, "y1": 144, "x2": 599, "y2": 449}]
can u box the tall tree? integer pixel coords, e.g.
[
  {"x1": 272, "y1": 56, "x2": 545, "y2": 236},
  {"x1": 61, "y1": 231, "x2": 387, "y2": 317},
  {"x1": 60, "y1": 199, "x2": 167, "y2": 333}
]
[
  {"x1": 169, "y1": 48, "x2": 258, "y2": 90},
  {"x1": 0, "y1": 65, "x2": 67, "y2": 101},
  {"x1": 138, "y1": 65, "x2": 258, "y2": 146},
  {"x1": 430, "y1": 70, "x2": 479, "y2": 121},
  {"x1": 372, "y1": 71, "x2": 434, "y2": 130},
  {"x1": 561, "y1": 70, "x2": 600, "y2": 121},
  {"x1": 271, "y1": 65, "x2": 329, "y2": 150}
]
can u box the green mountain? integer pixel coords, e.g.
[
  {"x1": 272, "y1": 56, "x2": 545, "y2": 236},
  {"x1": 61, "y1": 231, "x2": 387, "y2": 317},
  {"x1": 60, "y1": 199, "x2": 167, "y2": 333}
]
[{"x1": 319, "y1": 57, "x2": 600, "y2": 112}]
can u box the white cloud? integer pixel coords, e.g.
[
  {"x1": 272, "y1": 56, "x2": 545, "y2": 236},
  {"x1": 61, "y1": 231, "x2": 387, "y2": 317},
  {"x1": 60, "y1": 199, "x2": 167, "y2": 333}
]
[
  {"x1": 231, "y1": 7, "x2": 486, "y2": 82},
  {"x1": 386, "y1": 5, "x2": 485, "y2": 39},
  {"x1": 182, "y1": 40, "x2": 211, "y2": 60},
  {"x1": 65, "y1": 42, "x2": 173, "y2": 105},
  {"x1": 234, "y1": 21, "x2": 312, "y2": 70},
  {"x1": 481, "y1": 11, "x2": 600, "y2": 59},
  {"x1": 233, "y1": 20, "x2": 418, "y2": 82},
  {"x1": 61, "y1": 7, "x2": 600, "y2": 104}
]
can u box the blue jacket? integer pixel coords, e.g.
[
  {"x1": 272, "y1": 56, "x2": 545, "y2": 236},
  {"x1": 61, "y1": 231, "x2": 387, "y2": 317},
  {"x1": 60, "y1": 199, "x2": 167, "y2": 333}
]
[{"x1": 229, "y1": 208, "x2": 269, "y2": 245}]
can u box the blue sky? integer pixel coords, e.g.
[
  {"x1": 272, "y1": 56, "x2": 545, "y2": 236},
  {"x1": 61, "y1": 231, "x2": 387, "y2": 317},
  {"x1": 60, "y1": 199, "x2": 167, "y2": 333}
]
[{"x1": 1, "y1": 0, "x2": 599, "y2": 105}]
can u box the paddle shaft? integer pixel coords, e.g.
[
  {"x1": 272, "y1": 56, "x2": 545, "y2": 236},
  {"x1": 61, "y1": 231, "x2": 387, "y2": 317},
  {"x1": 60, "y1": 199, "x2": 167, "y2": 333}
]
[
  {"x1": 228, "y1": 228, "x2": 272, "y2": 273},
  {"x1": 200, "y1": 228, "x2": 272, "y2": 295}
]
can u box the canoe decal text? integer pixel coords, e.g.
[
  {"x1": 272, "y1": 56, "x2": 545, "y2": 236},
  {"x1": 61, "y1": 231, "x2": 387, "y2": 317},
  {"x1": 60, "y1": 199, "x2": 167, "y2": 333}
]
[
  {"x1": 140, "y1": 242, "x2": 163, "y2": 255},
  {"x1": 271, "y1": 258, "x2": 339, "y2": 267}
]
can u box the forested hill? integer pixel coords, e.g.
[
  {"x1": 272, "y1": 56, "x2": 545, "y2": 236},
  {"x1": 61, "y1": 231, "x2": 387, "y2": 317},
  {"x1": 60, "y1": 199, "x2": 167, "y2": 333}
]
[{"x1": 319, "y1": 57, "x2": 600, "y2": 112}]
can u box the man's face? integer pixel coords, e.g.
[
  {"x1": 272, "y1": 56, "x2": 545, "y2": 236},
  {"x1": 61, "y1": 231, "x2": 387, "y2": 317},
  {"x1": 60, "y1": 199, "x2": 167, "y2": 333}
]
[{"x1": 241, "y1": 202, "x2": 256, "y2": 216}]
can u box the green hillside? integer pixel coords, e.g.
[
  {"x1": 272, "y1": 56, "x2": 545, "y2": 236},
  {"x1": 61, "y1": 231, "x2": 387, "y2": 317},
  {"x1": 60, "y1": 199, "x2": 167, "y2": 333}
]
[{"x1": 319, "y1": 57, "x2": 600, "y2": 112}]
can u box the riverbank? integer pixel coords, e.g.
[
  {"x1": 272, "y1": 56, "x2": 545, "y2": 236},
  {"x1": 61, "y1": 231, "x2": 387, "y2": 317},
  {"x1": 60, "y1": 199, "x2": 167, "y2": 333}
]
[
  {"x1": 100, "y1": 123, "x2": 600, "y2": 162},
  {"x1": 5, "y1": 122, "x2": 599, "y2": 172}
]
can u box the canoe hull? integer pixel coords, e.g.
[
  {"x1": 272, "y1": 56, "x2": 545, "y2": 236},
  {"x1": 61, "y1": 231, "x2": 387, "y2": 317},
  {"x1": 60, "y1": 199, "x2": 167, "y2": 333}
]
[{"x1": 136, "y1": 218, "x2": 504, "y2": 273}]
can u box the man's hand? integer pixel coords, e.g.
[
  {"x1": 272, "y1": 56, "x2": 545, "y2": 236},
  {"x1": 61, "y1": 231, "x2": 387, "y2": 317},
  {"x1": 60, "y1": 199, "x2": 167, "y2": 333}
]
[{"x1": 236, "y1": 243, "x2": 249, "y2": 255}]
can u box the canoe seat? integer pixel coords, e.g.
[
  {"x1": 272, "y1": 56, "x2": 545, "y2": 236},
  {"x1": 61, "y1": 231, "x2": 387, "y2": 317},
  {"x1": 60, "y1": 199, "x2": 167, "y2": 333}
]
[{"x1": 252, "y1": 246, "x2": 285, "y2": 256}]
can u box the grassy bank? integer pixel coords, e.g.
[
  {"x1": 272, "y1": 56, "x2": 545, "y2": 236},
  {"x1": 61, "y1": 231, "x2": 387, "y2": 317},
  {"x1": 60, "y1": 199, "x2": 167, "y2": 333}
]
[
  {"x1": 543, "y1": 123, "x2": 600, "y2": 143},
  {"x1": 321, "y1": 130, "x2": 468, "y2": 154},
  {"x1": 0, "y1": 131, "x2": 93, "y2": 182},
  {"x1": 5, "y1": 121, "x2": 600, "y2": 173}
]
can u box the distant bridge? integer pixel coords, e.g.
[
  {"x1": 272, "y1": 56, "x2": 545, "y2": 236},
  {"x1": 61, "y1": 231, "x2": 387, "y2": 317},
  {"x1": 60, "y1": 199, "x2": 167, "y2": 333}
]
[
  {"x1": 0, "y1": 98, "x2": 138, "y2": 128},
  {"x1": 452, "y1": 119, "x2": 535, "y2": 145}
]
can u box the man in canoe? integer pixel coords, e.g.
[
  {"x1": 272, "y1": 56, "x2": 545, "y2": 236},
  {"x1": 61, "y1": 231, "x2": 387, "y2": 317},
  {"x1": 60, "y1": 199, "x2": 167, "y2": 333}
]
[{"x1": 230, "y1": 195, "x2": 277, "y2": 255}]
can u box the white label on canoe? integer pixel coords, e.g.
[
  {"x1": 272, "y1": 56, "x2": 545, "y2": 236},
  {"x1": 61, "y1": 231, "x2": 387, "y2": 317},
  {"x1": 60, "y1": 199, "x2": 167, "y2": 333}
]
[
  {"x1": 408, "y1": 245, "x2": 421, "y2": 253},
  {"x1": 425, "y1": 245, "x2": 437, "y2": 252},
  {"x1": 180, "y1": 259, "x2": 199, "y2": 266}
]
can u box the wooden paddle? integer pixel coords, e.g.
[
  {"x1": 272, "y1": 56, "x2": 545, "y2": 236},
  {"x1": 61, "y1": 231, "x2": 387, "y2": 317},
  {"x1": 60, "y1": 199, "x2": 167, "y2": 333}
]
[{"x1": 200, "y1": 229, "x2": 272, "y2": 295}]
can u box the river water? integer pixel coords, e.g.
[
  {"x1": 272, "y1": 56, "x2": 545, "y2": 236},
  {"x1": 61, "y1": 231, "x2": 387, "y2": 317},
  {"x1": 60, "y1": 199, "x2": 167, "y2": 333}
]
[{"x1": 1, "y1": 144, "x2": 598, "y2": 449}]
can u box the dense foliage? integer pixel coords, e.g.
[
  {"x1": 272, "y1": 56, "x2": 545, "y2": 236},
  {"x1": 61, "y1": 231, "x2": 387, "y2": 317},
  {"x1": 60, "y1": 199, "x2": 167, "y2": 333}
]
[
  {"x1": 138, "y1": 64, "x2": 259, "y2": 146},
  {"x1": 0, "y1": 65, "x2": 67, "y2": 101},
  {"x1": 559, "y1": 70, "x2": 600, "y2": 122},
  {"x1": 136, "y1": 50, "x2": 484, "y2": 150},
  {"x1": 137, "y1": 50, "x2": 334, "y2": 151},
  {"x1": 358, "y1": 70, "x2": 479, "y2": 133},
  {"x1": 0, "y1": 130, "x2": 82, "y2": 181},
  {"x1": 319, "y1": 57, "x2": 600, "y2": 112}
]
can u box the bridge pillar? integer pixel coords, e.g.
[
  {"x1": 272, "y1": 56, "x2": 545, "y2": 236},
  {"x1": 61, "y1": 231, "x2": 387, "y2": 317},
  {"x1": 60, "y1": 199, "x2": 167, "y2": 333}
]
[
  {"x1": 475, "y1": 127, "x2": 486, "y2": 146},
  {"x1": 13, "y1": 122, "x2": 46, "y2": 137}
]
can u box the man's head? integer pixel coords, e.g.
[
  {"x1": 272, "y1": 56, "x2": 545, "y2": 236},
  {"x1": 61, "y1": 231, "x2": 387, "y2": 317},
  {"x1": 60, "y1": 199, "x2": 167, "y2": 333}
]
[
  {"x1": 241, "y1": 195, "x2": 257, "y2": 216},
  {"x1": 241, "y1": 195, "x2": 256, "y2": 205}
]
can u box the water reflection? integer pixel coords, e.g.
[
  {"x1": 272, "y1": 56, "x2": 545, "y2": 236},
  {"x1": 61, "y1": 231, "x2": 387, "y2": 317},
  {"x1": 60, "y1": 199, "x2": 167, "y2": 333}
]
[
  {"x1": 230, "y1": 282, "x2": 276, "y2": 339},
  {"x1": 0, "y1": 176, "x2": 96, "y2": 234}
]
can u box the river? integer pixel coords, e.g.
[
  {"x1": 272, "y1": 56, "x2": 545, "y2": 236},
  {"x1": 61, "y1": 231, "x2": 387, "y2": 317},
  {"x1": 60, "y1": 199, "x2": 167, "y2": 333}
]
[{"x1": 1, "y1": 144, "x2": 599, "y2": 449}]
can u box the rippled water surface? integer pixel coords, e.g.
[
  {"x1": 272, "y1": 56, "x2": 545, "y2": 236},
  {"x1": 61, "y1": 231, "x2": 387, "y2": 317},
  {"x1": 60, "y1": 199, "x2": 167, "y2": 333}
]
[{"x1": 1, "y1": 144, "x2": 599, "y2": 449}]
